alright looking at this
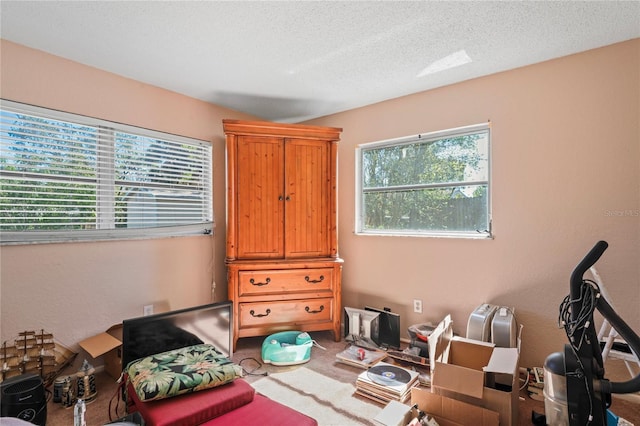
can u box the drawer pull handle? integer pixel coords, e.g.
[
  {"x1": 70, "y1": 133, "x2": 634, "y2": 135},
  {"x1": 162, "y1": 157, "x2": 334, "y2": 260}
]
[
  {"x1": 250, "y1": 277, "x2": 271, "y2": 286},
  {"x1": 305, "y1": 275, "x2": 324, "y2": 284},
  {"x1": 305, "y1": 305, "x2": 324, "y2": 314},
  {"x1": 249, "y1": 309, "x2": 271, "y2": 318}
]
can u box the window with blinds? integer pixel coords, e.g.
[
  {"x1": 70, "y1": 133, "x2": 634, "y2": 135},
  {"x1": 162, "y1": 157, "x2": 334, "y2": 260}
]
[{"x1": 0, "y1": 100, "x2": 213, "y2": 243}]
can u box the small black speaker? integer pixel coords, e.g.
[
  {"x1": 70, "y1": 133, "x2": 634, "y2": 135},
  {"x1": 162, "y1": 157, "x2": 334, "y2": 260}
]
[{"x1": 0, "y1": 373, "x2": 47, "y2": 425}]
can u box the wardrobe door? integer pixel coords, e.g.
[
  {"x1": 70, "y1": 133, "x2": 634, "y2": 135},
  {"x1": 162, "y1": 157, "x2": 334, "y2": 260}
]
[
  {"x1": 236, "y1": 135, "x2": 285, "y2": 259},
  {"x1": 284, "y1": 139, "x2": 330, "y2": 258}
]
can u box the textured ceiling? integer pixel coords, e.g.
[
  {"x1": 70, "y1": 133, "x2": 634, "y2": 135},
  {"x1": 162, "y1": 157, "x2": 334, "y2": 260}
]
[{"x1": 1, "y1": 1, "x2": 639, "y2": 123}]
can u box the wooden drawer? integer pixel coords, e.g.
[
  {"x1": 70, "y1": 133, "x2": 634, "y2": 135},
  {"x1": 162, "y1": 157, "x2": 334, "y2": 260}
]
[
  {"x1": 239, "y1": 298, "x2": 333, "y2": 328},
  {"x1": 238, "y1": 268, "x2": 333, "y2": 296}
]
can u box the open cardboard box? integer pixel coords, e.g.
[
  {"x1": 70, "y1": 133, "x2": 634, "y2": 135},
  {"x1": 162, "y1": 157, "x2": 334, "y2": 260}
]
[
  {"x1": 78, "y1": 324, "x2": 123, "y2": 379},
  {"x1": 428, "y1": 315, "x2": 520, "y2": 426},
  {"x1": 411, "y1": 387, "x2": 499, "y2": 426},
  {"x1": 374, "y1": 389, "x2": 499, "y2": 426}
]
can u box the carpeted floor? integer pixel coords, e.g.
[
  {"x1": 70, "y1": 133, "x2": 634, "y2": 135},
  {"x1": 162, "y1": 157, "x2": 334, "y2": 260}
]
[
  {"x1": 252, "y1": 367, "x2": 382, "y2": 425},
  {"x1": 43, "y1": 331, "x2": 640, "y2": 425}
]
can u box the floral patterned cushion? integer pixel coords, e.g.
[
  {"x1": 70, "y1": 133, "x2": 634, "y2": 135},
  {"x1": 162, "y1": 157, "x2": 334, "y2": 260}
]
[{"x1": 126, "y1": 344, "x2": 243, "y2": 402}]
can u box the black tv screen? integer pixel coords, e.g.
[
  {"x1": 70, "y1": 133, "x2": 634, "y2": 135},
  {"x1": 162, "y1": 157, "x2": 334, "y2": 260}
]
[{"x1": 122, "y1": 301, "x2": 233, "y2": 370}]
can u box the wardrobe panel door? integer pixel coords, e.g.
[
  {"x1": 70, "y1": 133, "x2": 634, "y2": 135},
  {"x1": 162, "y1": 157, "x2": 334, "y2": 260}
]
[
  {"x1": 236, "y1": 136, "x2": 285, "y2": 258},
  {"x1": 284, "y1": 139, "x2": 330, "y2": 258}
]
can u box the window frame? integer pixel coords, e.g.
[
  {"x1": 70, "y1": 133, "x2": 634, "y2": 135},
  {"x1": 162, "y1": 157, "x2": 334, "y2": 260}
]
[
  {"x1": 355, "y1": 122, "x2": 492, "y2": 239},
  {"x1": 0, "y1": 100, "x2": 214, "y2": 245}
]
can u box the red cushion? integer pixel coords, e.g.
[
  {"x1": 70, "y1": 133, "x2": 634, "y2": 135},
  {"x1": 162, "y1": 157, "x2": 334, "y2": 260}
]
[
  {"x1": 202, "y1": 393, "x2": 317, "y2": 426},
  {"x1": 128, "y1": 378, "x2": 255, "y2": 426}
]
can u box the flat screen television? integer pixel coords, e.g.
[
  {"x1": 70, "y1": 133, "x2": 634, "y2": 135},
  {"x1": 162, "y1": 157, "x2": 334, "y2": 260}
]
[{"x1": 122, "y1": 301, "x2": 233, "y2": 370}]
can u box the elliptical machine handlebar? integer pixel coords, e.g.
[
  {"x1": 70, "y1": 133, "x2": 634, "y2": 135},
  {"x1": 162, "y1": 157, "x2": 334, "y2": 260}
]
[{"x1": 569, "y1": 240, "x2": 608, "y2": 304}]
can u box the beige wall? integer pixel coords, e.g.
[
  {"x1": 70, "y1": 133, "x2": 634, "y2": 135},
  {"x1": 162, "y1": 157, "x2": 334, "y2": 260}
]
[
  {"x1": 306, "y1": 39, "x2": 640, "y2": 368},
  {"x1": 1, "y1": 38, "x2": 638, "y2": 370},
  {"x1": 0, "y1": 40, "x2": 256, "y2": 355}
]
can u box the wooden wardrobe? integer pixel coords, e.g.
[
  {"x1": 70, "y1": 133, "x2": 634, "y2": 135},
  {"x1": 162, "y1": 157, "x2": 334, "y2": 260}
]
[{"x1": 223, "y1": 119, "x2": 343, "y2": 349}]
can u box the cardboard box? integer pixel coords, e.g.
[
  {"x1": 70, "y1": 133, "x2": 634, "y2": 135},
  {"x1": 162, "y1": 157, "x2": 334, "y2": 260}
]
[
  {"x1": 78, "y1": 324, "x2": 123, "y2": 379},
  {"x1": 428, "y1": 315, "x2": 519, "y2": 426},
  {"x1": 373, "y1": 400, "x2": 413, "y2": 426},
  {"x1": 411, "y1": 387, "x2": 499, "y2": 426}
]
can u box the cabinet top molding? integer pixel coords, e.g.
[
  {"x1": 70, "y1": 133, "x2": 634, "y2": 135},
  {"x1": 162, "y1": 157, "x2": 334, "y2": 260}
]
[{"x1": 223, "y1": 119, "x2": 342, "y2": 141}]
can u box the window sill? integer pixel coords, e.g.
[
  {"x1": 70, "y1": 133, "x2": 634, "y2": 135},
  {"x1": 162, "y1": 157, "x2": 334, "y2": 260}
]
[
  {"x1": 354, "y1": 230, "x2": 493, "y2": 239},
  {"x1": 0, "y1": 223, "x2": 214, "y2": 245}
]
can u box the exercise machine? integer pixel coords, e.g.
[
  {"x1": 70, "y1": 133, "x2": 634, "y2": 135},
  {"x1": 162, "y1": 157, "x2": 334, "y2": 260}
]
[{"x1": 544, "y1": 240, "x2": 640, "y2": 425}]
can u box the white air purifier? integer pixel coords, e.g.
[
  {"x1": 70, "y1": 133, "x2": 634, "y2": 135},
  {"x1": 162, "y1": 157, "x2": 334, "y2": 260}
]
[
  {"x1": 491, "y1": 307, "x2": 517, "y2": 348},
  {"x1": 466, "y1": 303, "x2": 498, "y2": 342}
]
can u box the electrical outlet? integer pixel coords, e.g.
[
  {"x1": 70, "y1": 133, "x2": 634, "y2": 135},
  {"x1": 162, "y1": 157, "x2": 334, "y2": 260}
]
[
  {"x1": 413, "y1": 299, "x2": 422, "y2": 314},
  {"x1": 143, "y1": 304, "x2": 154, "y2": 316}
]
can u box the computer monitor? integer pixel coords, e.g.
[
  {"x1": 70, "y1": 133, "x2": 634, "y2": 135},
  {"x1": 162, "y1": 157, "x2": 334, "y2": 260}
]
[
  {"x1": 365, "y1": 306, "x2": 401, "y2": 350},
  {"x1": 343, "y1": 306, "x2": 380, "y2": 348}
]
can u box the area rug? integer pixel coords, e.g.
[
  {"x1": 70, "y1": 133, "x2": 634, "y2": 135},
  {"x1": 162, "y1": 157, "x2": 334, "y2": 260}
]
[{"x1": 252, "y1": 366, "x2": 383, "y2": 425}]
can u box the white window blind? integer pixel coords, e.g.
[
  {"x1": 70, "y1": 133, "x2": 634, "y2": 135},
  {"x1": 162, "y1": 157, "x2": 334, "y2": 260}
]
[{"x1": 0, "y1": 100, "x2": 213, "y2": 243}]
